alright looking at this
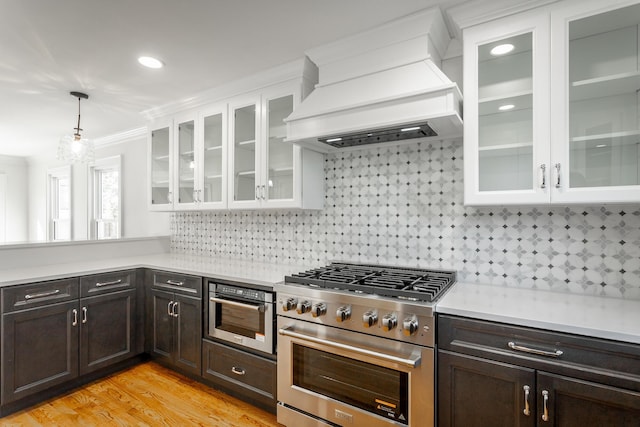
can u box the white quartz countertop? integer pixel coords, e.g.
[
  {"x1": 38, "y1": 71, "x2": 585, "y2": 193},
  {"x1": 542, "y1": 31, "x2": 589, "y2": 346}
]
[
  {"x1": 0, "y1": 253, "x2": 314, "y2": 288},
  {"x1": 436, "y1": 282, "x2": 640, "y2": 345}
]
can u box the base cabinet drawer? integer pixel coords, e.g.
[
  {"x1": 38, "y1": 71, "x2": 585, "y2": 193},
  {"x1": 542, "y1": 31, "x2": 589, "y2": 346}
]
[{"x1": 202, "y1": 339, "x2": 276, "y2": 411}]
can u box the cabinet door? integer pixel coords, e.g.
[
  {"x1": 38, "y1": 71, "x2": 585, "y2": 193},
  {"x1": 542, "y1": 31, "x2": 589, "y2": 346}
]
[
  {"x1": 537, "y1": 372, "x2": 640, "y2": 426},
  {"x1": 150, "y1": 289, "x2": 174, "y2": 362},
  {"x1": 174, "y1": 113, "x2": 198, "y2": 210},
  {"x1": 199, "y1": 104, "x2": 227, "y2": 209},
  {"x1": 229, "y1": 94, "x2": 262, "y2": 209},
  {"x1": 148, "y1": 119, "x2": 174, "y2": 211},
  {"x1": 173, "y1": 293, "x2": 202, "y2": 375},
  {"x1": 550, "y1": 0, "x2": 640, "y2": 203},
  {"x1": 463, "y1": 12, "x2": 551, "y2": 205},
  {"x1": 1, "y1": 301, "x2": 79, "y2": 404},
  {"x1": 438, "y1": 350, "x2": 536, "y2": 427},
  {"x1": 79, "y1": 289, "x2": 136, "y2": 375},
  {"x1": 262, "y1": 88, "x2": 299, "y2": 208}
]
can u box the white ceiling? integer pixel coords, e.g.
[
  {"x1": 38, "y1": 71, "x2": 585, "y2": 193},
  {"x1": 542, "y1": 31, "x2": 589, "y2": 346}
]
[{"x1": 0, "y1": 0, "x2": 468, "y2": 159}]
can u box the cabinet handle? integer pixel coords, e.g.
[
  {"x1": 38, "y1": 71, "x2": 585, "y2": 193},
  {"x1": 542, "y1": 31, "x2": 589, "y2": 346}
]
[
  {"x1": 96, "y1": 279, "x2": 122, "y2": 287},
  {"x1": 255, "y1": 185, "x2": 259, "y2": 200},
  {"x1": 166, "y1": 280, "x2": 184, "y2": 286},
  {"x1": 540, "y1": 164, "x2": 546, "y2": 189},
  {"x1": 261, "y1": 184, "x2": 266, "y2": 200},
  {"x1": 523, "y1": 385, "x2": 531, "y2": 416},
  {"x1": 541, "y1": 390, "x2": 550, "y2": 422},
  {"x1": 172, "y1": 301, "x2": 179, "y2": 318},
  {"x1": 554, "y1": 163, "x2": 561, "y2": 188},
  {"x1": 167, "y1": 301, "x2": 174, "y2": 316},
  {"x1": 167, "y1": 191, "x2": 173, "y2": 204},
  {"x1": 197, "y1": 189, "x2": 202, "y2": 203},
  {"x1": 25, "y1": 289, "x2": 60, "y2": 300},
  {"x1": 508, "y1": 341, "x2": 563, "y2": 358},
  {"x1": 231, "y1": 366, "x2": 246, "y2": 376},
  {"x1": 72, "y1": 308, "x2": 78, "y2": 326},
  {"x1": 82, "y1": 307, "x2": 88, "y2": 324}
]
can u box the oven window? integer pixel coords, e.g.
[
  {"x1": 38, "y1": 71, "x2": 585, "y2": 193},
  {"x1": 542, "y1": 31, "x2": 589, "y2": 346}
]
[
  {"x1": 215, "y1": 300, "x2": 265, "y2": 339},
  {"x1": 292, "y1": 344, "x2": 409, "y2": 424}
]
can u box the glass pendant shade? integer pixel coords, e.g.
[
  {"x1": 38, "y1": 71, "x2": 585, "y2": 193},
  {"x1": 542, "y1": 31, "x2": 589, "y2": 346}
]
[{"x1": 58, "y1": 134, "x2": 95, "y2": 163}]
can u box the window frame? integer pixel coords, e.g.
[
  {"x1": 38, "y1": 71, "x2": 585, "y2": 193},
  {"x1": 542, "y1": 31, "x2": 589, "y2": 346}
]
[
  {"x1": 46, "y1": 165, "x2": 73, "y2": 241},
  {"x1": 88, "y1": 155, "x2": 122, "y2": 240}
]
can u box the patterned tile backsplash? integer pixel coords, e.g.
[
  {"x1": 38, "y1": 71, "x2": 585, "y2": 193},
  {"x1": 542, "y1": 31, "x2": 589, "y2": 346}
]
[{"x1": 171, "y1": 139, "x2": 640, "y2": 299}]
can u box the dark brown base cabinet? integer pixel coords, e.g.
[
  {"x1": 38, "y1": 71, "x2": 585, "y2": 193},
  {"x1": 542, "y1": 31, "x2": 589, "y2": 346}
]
[
  {"x1": 1, "y1": 271, "x2": 140, "y2": 407},
  {"x1": 202, "y1": 339, "x2": 277, "y2": 412},
  {"x1": 437, "y1": 315, "x2": 640, "y2": 427},
  {"x1": 148, "y1": 271, "x2": 202, "y2": 376}
]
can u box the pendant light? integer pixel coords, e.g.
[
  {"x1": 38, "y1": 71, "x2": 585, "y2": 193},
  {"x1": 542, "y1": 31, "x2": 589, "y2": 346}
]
[{"x1": 57, "y1": 91, "x2": 95, "y2": 163}]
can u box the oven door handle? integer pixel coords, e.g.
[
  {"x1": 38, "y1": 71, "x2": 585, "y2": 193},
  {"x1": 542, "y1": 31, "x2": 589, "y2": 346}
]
[
  {"x1": 210, "y1": 297, "x2": 264, "y2": 312},
  {"x1": 278, "y1": 327, "x2": 421, "y2": 368}
]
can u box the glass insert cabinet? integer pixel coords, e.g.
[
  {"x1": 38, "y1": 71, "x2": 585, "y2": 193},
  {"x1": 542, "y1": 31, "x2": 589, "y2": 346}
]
[{"x1": 464, "y1": 0, "x2": 640, "y2": 205}]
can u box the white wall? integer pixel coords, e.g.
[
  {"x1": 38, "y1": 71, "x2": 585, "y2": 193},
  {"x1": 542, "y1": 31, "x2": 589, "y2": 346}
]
[
  {"x1": 0, "y1": 155, "x2": 28, "y2": 242},
  {"x1": 27, "y1": 135, "x2": 170, "y2": 241}
]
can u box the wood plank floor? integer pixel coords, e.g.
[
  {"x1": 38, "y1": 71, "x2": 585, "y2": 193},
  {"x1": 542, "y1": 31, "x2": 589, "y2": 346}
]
[{"x1": 1, "y1": 361, "x2": 282, "y2": 426}]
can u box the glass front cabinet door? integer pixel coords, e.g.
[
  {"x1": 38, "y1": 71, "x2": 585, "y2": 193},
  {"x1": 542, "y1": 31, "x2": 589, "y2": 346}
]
[
  {"x1": 463, "y1": 12, "x2": 551, "y2": 205},
  {"x1": 551, "y1": 0, "x2": 640, "y2": 203},
  {"x1": 148, "y1": 119, "x2": 173, "y2": 211},
  {"x1": 198, "y1": 105, "x2": 227, "y2": 209},
  {"x1": 174, "y1": 113, "x2": 197, "y2": 209}
]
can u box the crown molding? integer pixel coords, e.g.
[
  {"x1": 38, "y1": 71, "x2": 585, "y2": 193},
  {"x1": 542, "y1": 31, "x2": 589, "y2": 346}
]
[{"x1": 94, "y1": 127, "x2": 147, "y2": 147}]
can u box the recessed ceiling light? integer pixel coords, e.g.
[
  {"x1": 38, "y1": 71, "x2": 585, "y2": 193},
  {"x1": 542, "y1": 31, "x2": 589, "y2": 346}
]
[
  {"x1": 400, "y1": 126, "x2": 421, "y2": 132},
  {"x1": 138, "y1": 56, "x2": 164, "y2": 69},
  {"x1": 498, "y1": 104, "x2": 515, "y2": 111},
  {"x1": 326, "y1": 137, "x2": 342, "y2": 143},
  {"x1": 490, "y1": 43, "x2": 515, "y2": 56},
  {"x1": 596, "y1": 144, "x2": 607, "y2": 148}
]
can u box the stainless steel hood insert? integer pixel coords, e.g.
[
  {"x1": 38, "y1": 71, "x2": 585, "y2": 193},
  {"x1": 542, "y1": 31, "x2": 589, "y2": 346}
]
[{"x1": 285, "y1": 8, "x2": 463, "y2": 153}]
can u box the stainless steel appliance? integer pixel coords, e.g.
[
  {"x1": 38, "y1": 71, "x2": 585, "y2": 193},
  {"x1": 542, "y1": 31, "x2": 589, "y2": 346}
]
[
  {"x1": 275, "y1": 262, "x2": 455, "y2": 427},
  {"x1": 208, "y1": 281, "x2": 275, "y2": 355}
]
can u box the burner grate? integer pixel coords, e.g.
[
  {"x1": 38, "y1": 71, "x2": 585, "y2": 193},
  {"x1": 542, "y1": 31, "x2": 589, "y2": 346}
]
[{"x1": 285, "y1": 262, "x2": 456, "y2": 302}]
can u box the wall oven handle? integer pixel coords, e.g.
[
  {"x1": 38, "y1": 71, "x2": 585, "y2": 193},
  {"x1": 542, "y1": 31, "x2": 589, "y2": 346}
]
[
  {"x1": 210, "y1": 297, "x2": 264, "y2": 312},
  {"x1": 278, "y1": 327, "x2": 421, "y2": 368}
]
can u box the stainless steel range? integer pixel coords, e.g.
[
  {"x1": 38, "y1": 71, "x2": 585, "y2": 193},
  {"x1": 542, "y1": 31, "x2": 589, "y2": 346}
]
[{"x1": 275, "y1": 262, "x2": 455, "y2": 427}]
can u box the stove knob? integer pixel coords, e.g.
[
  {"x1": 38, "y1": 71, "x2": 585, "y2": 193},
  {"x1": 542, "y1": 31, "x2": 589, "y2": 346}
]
[
  {"x1": 382, "y1": 314, "x2": 398, "y2": 332},
  {"x1": 362, "y1": 310, "x2": 378, "y2": 328},
  {"x1": 403, "y1": 317, "x2": 419, "y2": 336},
  {"x1": 296, "y1": 300, "x2": 311, "y2": 315},
  {"x1": 282, "y1": 298, "x2": 298, "y2": 312},
  {"x1": 311, "y1": 303, "x2": 327, "y2": 318},
  {"x1": 336, "y1": 306, "x2": 352, "y2": 323}
]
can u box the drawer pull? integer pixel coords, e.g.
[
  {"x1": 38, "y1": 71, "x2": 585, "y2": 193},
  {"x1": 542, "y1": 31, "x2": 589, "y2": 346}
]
[
  {"x1": 231, "y1": 366, "x2": 246, "y2": 376},
  {"x1": 523, "y1": 385, "x2": 531, "y2": 416},
  {"x1": 25, "y1": 289, "x2": 60, "y2": 300},
  {"x1": 96, "y1": 279, "x2": 122, "y2": 287},
  {"x1": 541, "y1": 390, "x2": 550, "y2": 422},
  {"x1": 508, "y1": 342, "x2": 563, "y2": 358},
  {"x1": 166, "y1": 280, "x2": 184, "y2": 286}
]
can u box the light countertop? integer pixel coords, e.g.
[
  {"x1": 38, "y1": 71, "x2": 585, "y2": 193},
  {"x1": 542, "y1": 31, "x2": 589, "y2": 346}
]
[
  {"x1": 0, "y1": 253, "x2": 315, "y2": 288},
  {"x1": 436, "y1": 281, "x2": 640, "y2": 345}
]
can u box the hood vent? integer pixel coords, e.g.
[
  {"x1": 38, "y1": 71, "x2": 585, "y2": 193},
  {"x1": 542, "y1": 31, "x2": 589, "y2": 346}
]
[
  {"x1": 285, "y1": 8, "x2": 462, "y2": 153},
  {"x1": 319, "y1": 122, "x2": 437, "y2": 149}
]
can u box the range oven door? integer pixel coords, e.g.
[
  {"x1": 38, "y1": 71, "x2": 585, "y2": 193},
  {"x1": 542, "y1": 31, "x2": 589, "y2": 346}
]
[
  {"x1": 208, "y1": 291, "x2": 274, "y2": 354},
  {"x1": 277, "y1": 317, "x2": 433, "y2": 427}
]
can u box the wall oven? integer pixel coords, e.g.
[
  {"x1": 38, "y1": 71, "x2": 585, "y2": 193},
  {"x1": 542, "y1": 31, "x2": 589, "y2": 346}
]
[{"x1": 207, "y1": 280, "x2": 275, "y2": 355}]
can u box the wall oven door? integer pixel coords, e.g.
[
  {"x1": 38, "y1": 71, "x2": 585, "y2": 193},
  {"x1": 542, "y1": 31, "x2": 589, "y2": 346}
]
[
  {"x1": 277, "y1": 317, "x2": 433, "y2": 427},
  {"x1": 208, "y1": 283, "x2": 274, "y2": 354}
]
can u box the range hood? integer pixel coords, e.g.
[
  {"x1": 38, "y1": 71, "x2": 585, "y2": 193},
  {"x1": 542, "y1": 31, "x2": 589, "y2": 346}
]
[{"x1": 285, "y1": 8, "x2": 463, "y2": 152}]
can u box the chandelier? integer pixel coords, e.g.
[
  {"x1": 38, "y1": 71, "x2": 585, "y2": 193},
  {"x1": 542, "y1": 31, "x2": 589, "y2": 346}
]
[{"x1": 57, "y1": 91, "x2": 95, "y2": 163}]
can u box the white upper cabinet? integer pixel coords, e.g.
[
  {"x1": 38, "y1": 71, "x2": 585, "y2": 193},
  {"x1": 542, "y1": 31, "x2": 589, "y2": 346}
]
[
  {"x1": 550, "y1": 0, "x2": 640, "y2": 203},
  {"x1": 148, "y1": 119, "x2": 174, "y2": 211},
  {"x1": 198, "y1": 104, "x2": 227, "y2": 209},
  {"x1": 228, "y1": 82, "x2": 324, "y2": 210},
  {"x1": 464, "y1": 0, "x2": 640, "y2": 205}
]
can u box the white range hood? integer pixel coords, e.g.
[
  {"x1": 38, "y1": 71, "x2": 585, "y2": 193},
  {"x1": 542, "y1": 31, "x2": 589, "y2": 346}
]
[{"x1": 285, "y1": 8, "x2": 463, "y2": 152}]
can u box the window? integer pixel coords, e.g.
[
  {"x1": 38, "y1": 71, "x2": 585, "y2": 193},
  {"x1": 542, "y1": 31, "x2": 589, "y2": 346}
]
[
  {"x1": 47, "y1": 166, "x2": 72, "y2": 241},
  {"x1": 89, "y1": 156, "x2": 121, "y2": 239}
]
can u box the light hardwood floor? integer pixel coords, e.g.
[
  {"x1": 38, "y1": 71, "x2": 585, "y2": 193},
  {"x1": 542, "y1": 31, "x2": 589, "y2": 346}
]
[{"x1": 0, "y1": 361, "x2": 282, "y2": 426}]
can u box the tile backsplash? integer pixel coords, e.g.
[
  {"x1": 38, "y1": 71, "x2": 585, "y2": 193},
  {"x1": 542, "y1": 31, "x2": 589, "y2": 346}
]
[{"x1": 171, "y1": 139, "x2": 640, "y2": 299}]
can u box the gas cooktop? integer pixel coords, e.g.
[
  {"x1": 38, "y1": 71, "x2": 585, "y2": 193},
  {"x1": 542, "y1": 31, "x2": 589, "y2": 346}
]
[{"x1": 285, "y1": 262, "x2": 455, "y2": 302}]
